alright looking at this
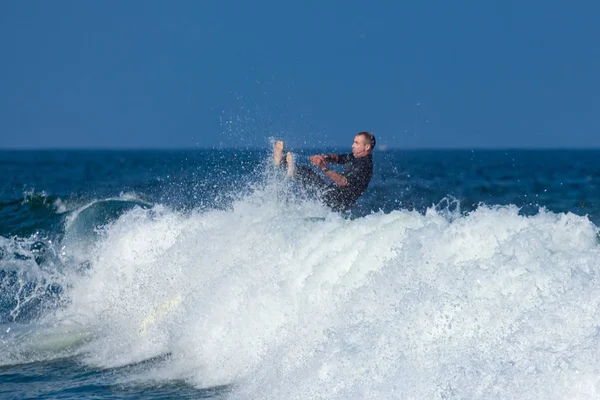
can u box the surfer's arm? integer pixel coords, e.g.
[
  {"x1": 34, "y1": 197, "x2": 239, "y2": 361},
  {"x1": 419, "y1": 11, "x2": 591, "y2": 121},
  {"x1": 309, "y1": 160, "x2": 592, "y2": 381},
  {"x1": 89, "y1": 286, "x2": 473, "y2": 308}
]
[
  {"x1": 323, "y1": 154, "x2": 340, "y2": 164},
  {"x1": 321, "y1": 167, "x2": 348, "y2": 187},
  {"x1": 325, "y1": 154, "x2": 352, "y2": 164}
]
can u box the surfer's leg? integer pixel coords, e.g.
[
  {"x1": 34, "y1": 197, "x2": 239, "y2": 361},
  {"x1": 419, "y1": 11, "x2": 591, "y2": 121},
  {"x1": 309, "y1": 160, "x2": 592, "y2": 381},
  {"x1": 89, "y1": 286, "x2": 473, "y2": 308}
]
[
  {"x1": 294, "y1": 167, "x2": 346, "y2": 210},
  {"x1": 285, "y1": 152, "x2": 332, "y2": 200},
  {"x1": 290, "y1": 163, "x2": 340, "y2": 208},
  {"x1": 286, "y1": 152, "x2": 296, "y2": 177},
  {"x1": 294, "y1": 165, "x2": 329, "y2": 191},
  {"x1": 273, "y1": 141, "x2": 284, "y2": 166}
]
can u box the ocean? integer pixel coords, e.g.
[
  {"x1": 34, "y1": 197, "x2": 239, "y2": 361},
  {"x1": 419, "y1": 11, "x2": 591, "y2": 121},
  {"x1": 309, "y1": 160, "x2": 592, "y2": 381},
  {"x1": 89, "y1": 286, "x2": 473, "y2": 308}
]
[{"x1": 1, "y1": 148, "x2": 599, "y2": 399}]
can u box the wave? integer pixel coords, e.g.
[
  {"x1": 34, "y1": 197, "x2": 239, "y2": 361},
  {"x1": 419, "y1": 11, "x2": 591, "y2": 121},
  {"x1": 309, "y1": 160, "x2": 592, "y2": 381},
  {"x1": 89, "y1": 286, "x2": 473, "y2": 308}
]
[
  {"x1": 1, "y1": 175, "x2": 600, "y2": 399},
  {"x1": 0, "y1": 195, "x2": 152, "y2": 324},
  {"x1": 61, "y1": 197, "x2": 152, "y2": 265}
]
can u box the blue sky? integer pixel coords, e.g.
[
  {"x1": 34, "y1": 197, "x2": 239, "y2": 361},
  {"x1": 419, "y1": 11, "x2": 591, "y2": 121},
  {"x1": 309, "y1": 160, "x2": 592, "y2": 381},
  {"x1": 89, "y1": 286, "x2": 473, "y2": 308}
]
[{"x1": 1, "y1": 0, "x2": 598, "y2": 149}]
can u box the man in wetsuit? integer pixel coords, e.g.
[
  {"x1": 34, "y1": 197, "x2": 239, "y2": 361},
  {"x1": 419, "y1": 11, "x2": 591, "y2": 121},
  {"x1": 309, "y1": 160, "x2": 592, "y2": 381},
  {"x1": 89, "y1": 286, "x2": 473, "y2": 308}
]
[{"x1": 274, "y1": 132, "x2": 375, "y2": 211}]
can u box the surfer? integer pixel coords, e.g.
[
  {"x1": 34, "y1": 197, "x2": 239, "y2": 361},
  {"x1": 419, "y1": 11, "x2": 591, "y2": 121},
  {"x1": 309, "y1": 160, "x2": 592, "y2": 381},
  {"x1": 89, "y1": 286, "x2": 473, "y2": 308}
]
[{"x1": 273, "y1": 132, "x2": 375, "y2": 211}]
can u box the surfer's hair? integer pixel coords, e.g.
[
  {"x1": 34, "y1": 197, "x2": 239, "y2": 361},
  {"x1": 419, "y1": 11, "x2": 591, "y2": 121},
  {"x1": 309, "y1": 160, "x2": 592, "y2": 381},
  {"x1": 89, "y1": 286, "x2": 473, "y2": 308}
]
[{"x1": 358, "y1": 132, "x2": 376, "y2": 149}]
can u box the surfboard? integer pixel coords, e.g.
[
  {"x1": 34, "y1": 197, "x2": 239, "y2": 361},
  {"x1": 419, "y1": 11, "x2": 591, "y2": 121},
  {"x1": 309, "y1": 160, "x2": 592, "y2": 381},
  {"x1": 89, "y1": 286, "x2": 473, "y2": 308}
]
[
  {"x1": 303, "y1": 216, "x2": 326, "y2": 222},
  {"x1": 139, "y1": 293, "x2": 183, "y2": 335}
]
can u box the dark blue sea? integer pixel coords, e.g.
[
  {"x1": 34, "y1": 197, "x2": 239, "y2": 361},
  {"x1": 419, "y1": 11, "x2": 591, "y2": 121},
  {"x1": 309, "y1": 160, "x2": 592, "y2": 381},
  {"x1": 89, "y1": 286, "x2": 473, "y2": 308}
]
[{"x1": 1, "y1": 148, "x2": 600, "y2": 400}]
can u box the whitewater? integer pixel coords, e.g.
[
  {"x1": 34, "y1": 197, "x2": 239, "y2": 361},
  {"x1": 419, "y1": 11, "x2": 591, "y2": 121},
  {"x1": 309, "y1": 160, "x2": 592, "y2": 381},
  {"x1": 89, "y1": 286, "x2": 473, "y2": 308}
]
[{"x1": 1, "y1": 149, "x2": 600, "y2": 399}]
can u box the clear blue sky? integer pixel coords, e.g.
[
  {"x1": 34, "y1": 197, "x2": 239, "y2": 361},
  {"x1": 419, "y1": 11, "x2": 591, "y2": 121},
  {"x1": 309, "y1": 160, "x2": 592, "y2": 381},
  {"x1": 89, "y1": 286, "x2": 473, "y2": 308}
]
[{"x1": 1, "y1": 1, "x2": 598, "y2": 149}]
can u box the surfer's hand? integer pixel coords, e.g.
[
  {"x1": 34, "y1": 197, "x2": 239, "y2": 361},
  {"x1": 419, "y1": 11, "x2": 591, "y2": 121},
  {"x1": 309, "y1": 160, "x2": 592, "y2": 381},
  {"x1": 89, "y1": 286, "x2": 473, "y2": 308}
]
[{"x1": 310, "y1": 155, "x2": 326, "y2": 168}]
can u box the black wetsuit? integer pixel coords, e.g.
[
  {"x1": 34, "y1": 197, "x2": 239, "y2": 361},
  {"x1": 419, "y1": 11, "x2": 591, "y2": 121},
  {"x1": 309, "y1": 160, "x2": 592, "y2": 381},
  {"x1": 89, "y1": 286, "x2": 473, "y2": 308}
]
[{"x1": 295, "y1": 153, "x2": 373, "y2": 211}]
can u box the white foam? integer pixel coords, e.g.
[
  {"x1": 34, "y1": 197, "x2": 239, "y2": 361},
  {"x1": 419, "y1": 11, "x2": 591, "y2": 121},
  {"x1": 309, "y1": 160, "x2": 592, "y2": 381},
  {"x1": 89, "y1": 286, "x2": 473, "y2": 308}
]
[{"x1": 43, "y1": 188, "x2": 600, "y2": 399}]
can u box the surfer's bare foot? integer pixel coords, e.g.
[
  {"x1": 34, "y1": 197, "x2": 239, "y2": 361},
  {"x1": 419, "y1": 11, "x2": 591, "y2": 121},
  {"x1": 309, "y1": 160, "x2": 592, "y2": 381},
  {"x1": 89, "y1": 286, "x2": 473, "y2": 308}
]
[
  {"x1": 286, "y1": 152, "x2": 295, "y2": 177},
  {"x1": 273, "y1": 141, "x2": 284, "y2": 166}
]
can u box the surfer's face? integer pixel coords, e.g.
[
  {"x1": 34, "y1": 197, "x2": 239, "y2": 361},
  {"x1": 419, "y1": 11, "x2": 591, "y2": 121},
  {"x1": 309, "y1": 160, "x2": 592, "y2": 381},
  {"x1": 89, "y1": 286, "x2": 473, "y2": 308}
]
[{"x1": 352, "y1": 135, "x2": 371, "y2": 157}]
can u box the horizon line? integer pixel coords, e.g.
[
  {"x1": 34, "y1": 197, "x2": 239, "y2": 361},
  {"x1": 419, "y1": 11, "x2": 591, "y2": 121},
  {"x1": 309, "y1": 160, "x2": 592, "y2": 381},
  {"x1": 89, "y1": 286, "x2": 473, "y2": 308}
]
[{"x1": 1, "y1": 145, "x2": 600, "y2": 151}]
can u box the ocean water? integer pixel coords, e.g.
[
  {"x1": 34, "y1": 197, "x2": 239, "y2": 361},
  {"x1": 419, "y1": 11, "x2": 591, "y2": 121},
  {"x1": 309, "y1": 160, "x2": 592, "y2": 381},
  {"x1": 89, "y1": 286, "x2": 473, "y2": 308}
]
[{"x1": 1, "y1": 148, "x2": 600, "y2": 400}]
